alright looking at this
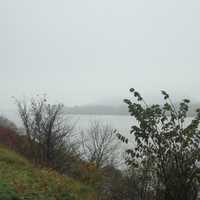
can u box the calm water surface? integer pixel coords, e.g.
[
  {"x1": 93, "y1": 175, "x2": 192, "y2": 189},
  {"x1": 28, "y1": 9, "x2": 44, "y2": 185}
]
[{"x1": 3, "y1": 111, "x2": 193, "y2": 136}]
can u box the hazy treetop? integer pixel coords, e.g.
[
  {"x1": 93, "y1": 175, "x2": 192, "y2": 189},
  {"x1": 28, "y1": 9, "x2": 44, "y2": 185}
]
[{"x1": 0, "y1": 0, "x2": 200, "y2": 110}]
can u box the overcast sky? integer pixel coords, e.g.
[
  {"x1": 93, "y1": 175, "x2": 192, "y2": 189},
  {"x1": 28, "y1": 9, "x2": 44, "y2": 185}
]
[{"x1": 1, "y1": 0, "x2": 200, "y2": 109}]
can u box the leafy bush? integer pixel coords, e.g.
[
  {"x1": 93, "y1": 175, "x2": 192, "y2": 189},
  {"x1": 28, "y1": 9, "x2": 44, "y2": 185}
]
[
  {"x1": 120, "y1": 88, "x2": 200, "y2": 200},
  {"x1": 73, "y1": 161, "x2": 103, "y2": 186},
  {"x1": 59, "y1": 192, "x2": 75, "y2": 200},
  {"x1": 0, "y1": 181, "x2": 20, "y2": 200}
]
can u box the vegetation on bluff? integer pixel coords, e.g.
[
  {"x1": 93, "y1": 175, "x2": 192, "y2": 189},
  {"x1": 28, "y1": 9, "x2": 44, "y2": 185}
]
[
  {"x1": 0, "y1": 146, "x2": 96, "y2": 200},
  {"x1": 1, "y1": 88, "x2": 200, "y2": 200}
]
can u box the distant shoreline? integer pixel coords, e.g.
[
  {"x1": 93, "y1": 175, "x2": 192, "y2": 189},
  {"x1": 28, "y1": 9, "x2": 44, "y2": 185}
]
[
  {"x1": 65, "y1": 103, "x2": 200, "y2": 117},
  {"x1": 66, "y1": 113, "x2": 129, "y2": 116}
]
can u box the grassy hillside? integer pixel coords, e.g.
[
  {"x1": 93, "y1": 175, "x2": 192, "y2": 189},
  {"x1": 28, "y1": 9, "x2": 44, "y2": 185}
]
[{"x1": 0, "y1": 146, "x2": 96, "y2": 200}]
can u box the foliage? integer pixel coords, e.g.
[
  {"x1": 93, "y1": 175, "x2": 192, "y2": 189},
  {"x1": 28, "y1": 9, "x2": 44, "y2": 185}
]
[
  {"x1": 119, "y1": 165, "x2": 156, "y2": 200},
  {"x1": 0, "y1": 127, "x2": 18, "y2": 150},
  {"x1": 0, "y1": 181, "x2": 21, "y2": 200},
  {"x1": 0, "y1": 146, "x2": 96, "y2": 200},
  {"x1": 95, "y1": 165, "x2": 124, "y2": 200},
  {"x1": 71, "y1": 160, "x2": 103, "y2": 187},
  {"x1": 118, "y1": 88, "x2": 200, "y2": 200}
]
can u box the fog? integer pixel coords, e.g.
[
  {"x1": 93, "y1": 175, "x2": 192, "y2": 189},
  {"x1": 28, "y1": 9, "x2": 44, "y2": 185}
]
[{"x1": 1, "y1": 0, "x2": 200, "y2": 111}]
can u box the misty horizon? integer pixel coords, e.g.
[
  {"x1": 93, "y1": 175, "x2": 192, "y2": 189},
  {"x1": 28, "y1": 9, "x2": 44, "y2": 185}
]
[{"x1": 1, "y1": 0, "x2": 200, "y2": 110}]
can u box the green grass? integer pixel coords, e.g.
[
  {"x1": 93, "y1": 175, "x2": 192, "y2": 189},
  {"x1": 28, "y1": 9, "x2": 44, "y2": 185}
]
[{"x1": 0, "y1": 146, "x2": 96, "y2": 200}]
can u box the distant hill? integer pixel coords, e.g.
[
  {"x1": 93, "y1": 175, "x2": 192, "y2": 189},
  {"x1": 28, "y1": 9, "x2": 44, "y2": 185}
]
[
  {"x1": 65, "y1": 103, "x2": 200, "y2": 117},
  {"x1": 65, "y1": 105, "x2": 129, "y2": 115}
]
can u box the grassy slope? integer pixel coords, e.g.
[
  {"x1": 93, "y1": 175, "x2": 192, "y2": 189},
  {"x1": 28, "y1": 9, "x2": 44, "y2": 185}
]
[{"x1": 0, "y1": 146, "x2": 96, "y2": 200}]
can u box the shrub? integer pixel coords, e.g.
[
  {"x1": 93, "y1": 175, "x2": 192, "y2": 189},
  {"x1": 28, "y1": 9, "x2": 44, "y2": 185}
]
[
  {"x1": 0, "y1": 181, "x2": 21, "y2": 200},
  {"x1": 59, "y1": 192, "x2": 75, "y2": 200}
]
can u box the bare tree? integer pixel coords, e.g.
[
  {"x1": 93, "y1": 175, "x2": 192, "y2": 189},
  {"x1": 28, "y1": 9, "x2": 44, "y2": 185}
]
[
  {"x1": 15, "y1": 95, "x2": 75, "y2": 169},
  {"x1": 81, "y1": 121, "x2": 120, "y2": 169}
]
